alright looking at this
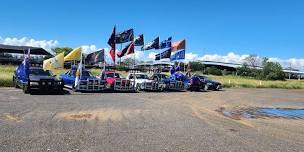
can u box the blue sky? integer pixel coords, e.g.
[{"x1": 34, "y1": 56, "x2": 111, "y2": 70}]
[{"x1": 0, "y1": 0, "x2": 304, "y2": 67}]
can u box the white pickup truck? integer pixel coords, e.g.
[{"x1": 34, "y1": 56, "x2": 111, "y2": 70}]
[{"x1": 126, "y1": 73, "x2": 166, "y2": 91}]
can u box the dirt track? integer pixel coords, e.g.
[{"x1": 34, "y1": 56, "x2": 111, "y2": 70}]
[{"x1": 0, "y1": 88, "x2": 303, "y2": 151}]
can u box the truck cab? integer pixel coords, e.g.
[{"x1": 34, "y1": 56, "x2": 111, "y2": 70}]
[{"x1": 127, "y1": 73, "x2": 166, "y2": 91}]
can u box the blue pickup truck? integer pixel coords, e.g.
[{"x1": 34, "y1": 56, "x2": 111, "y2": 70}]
[
  {"x1": 13, "y1": 64, "x2": 64, "y2": 94},
  {"x1": 59, "y1": 67, "x2": 106, "y2": 92}
]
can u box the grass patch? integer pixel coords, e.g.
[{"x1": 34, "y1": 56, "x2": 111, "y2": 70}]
[
  {"x1": 0, "y1": 65, "x2": 15, "y2": 87},
  {"x1": 207, "y1": 75, "x2": 304, "y2": 89}
]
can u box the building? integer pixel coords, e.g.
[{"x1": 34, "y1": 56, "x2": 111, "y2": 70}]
[{"x1": 0, "y1": 44, "x2": 54, "y2": 64}]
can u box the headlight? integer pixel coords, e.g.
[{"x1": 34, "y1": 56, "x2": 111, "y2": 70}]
[
  {"x1": 56, "y1": 81, "x2": 62, "y2": 85},
  {"x1": 30, "y1": 82, "x2": 39, "y2": 86}
]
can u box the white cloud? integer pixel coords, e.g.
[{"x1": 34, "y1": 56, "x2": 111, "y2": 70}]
[
  {"x1": 81, "y1": 45, "x2": 99, "y2": 54},
  {"x1": 197, "y1": 52, "x2": 304, "y2": 70},
  {"x1": 198, "y1": 52, "x2": 249, "y2": 64},
  {"x1": 185, "y1": 53, "x2": 199, "y2": 63},
  {"x1": 0, "y1": 36, "x2": 58, "y2": 54}
]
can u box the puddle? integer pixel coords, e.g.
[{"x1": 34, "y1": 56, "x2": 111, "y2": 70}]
[{"x1": 217, "y1": 107, "x2": 304, "y2": 120}]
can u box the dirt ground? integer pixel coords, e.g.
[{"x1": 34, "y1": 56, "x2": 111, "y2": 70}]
[{"x1": 0, "y1": 88, "x2": 303, "y2": 152}]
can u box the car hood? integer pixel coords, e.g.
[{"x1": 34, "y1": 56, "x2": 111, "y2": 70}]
[
  {"x1": 29, "y1": 75, "x2": 57, "y2": 81},
  {"x1": 135, "y1": 79, "x2": 152, "y2": 83},
  {"x1": 205, "y1": 79, "x2": 221, "y2": 84},
  {"x1": 80, "y1": 76, "x2": 99, "y2": 80}
]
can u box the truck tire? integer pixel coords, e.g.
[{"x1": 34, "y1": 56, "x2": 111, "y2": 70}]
[
  {"x1": 136, "y1": 84, "x2": 141, "y2": 91},
  {"x1": 13, "y1": 77, "x2": 19, "y2": 88},
  {"x1": 23, "y1": 84, "x2": 30, "y2": 94}
]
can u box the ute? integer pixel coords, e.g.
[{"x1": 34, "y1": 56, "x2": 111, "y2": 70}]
[
  {"x1": 126, "y1": 73, "x2": 166, "y2": 91},
  {"x1": 59, "y1": 67, "x2": 106, "y2": 92},
  {"x1": 196, "y1": 75, "x2": 223, "y2": 91},
  {"x1": 150, "y1": 73, "x2": 184, "y2": 91},
  {"x1": 98, "y1": 71, "x2": 134, "y2": 92},
  {"x1": 13, "y1": 66, "x2": 64, "y2": 94}
]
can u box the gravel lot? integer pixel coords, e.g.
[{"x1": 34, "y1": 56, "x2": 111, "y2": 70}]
[{"x1": 0, "y1": 88, "x2": 303, "y2": 152}]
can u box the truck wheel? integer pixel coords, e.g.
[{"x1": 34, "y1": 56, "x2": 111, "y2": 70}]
[
  {"x1": 23, "y1": 84, "x2": 30, "y2": 94},
  {"x1": 204, "y1": 85, "x2": 208, "y2": 91},
  {"x1": 136, "y1": 84, "x2": 141, "y2": 91},
  {"x1": 13, "y1": 77, "x2": 19, "y2": 88},
  {"x1": 72, "y1": 86, "x2": 77, "y2": 92}
]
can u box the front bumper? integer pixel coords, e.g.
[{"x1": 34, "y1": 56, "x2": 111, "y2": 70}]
[
  {"x1": 166, "y1": 81, "x2": 184, "y2": 91},
  {"x1": 140, "y1": 82, "x2": 165, "y2": 91},
  {"x1": 76, "y1": 79, "x2": 106, "y2": 92},
  {"x1": 29, "y1": 80, "x2": 63, "y2": 90},
  {"x1": 113, "y1": 80, "x2": 135, "y2": 91}
]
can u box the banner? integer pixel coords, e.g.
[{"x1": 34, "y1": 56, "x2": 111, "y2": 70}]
[
  {"x1": 85, "y1": 49, "x2": 104, "y2": 65},
  {"x1": 64, "y1": 48, "x2": 81, "y2": 61},
  {"x1": 134, "y1": 34, "x2": 144, "y2": 46},
  {"x1": 117, "y1": 42, "x2": 135, "y2": 58},
  {"x1": 143, "y1": 37, "x2": 159, "y2": 50},
  {"x1": 108, "y1": 26, "x2": 116, "y2": 62},
  {"x1": 115, "y1": 28, "x2": 134, "y2": 44},
  {"x1": 171, "y1": 39, "x2": 186, "y2": 52},
  {"x1": 160, "y1": 37, "x2": 172, "y2": 49},
  {"x1": 43, "y1": 52, "x2": 64, "y2": 70},
  {"x1": 155, "y1": 48, "x2": 171, "y2": 60},
  {"x1": 170, "y1": 49, "x2": 185, "y2": 61}
]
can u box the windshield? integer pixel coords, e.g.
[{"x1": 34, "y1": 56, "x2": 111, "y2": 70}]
[
  {"x1": 198, "y1": 76, "x2": 208, "y2": 80},
  {"x1": 30, "y1": 69, "x2": 52, "y2": 76},
  {"x1": 70, "y1": 70, "x2": 93, "y2": 77},
  {"x1": 135, "y1": 74, "x2": 149, "y2": 79},
  {"x1": 106, "y1": 73, "x2": 120, "y2": 78}
]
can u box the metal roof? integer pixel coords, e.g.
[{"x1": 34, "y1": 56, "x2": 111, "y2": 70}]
[{"x1": 0, "y1": 44, "x2": 54, "y2": 56}]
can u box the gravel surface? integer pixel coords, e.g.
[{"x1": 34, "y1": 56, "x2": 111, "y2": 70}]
[{"x1": 0, "y1": 88, "x2": 303, "y2": 152}]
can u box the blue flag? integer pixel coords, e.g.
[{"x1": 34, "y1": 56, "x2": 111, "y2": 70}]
[
  {"x1": 160, "y1": 37, "x2": 172, "y2": 49},
  {"x1": 170, "y1": 49, "x2": 185, "y2": 61}
]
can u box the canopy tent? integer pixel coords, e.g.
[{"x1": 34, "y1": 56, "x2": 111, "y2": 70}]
[{"x1": 0, "y1": 44, "x2": 54, "y2": 56}]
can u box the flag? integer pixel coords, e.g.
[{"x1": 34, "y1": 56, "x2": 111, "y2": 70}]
[
  {"x1": 171, "y1": 39, "x2": 186, "y2": 52},
  {"x1": 170, "y1": 49, "x2": 185, "y2": 61},
  {"x1": 155, "y1": 48, "x2": 171, "y2": 60},
  {"x1": 117, "y1": 42, "x2": 135, "y2": 58},
  {"x1": 75, "y1": 53, "x2": 83, "y2": 88},
  {"x1": 160, "y1": 37, "x2": 172, "y2": 49},
  {"x1": 23, "y1": 48, "x2": 31, "y2": 80},
  {"x1": 142, "y1": 37, "x2": 159, "y2": 50},
  {"x1": 43, "y1": 52, "x2": 64, "y2": 71},
  {"x1": 115, "y1": 28, "x2": 134, "y2": 44},
  {"x1": 126, "y1": 41, "x2": 135, "y2": 55},
  {"x1": 85, "y1": 49, "x2": 105, "y2": 65},
  {"x1": 108, "y1": 26, "x2": 116, "y2": 63},
  {"x1": 64, "y1": 48, "x2": 81, "y2": 61},
  {"x1": 134, "y1": 34, "x2": 144, "y2": 46}
]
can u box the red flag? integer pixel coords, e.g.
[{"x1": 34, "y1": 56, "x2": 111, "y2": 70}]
[
  {"x1": 117, "y1": 42, "x2": 135, "y2": 58},
  {"x1": 126, "y1": 41, "x2": 135, "y2": 55},
  {"x1": 108, "y1": 26, "x2": 116, "y2": 62},
  {"x1": 171, "y1": 39, "x2": 186, "y2": 52}
]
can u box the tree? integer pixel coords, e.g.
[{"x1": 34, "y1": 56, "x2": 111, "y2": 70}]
[
  {"x1": 189, "y1": 61, "x2": 205, "y2": 71},
  {"x1": 52, "y1": 47, "x2": 73, "y2": 56},
  {"x1": 244, "y1": 54, "x2": 259, "y2": 69},
  {"x1": 258, "y1": 58, "x2": 285, "y2": 80},
  {"x1": 206, "y1": 66, "x2": 222, "y2": 76},
  {"x1": 121, "y1": 58, "x2": 135, "y2": 67}
]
